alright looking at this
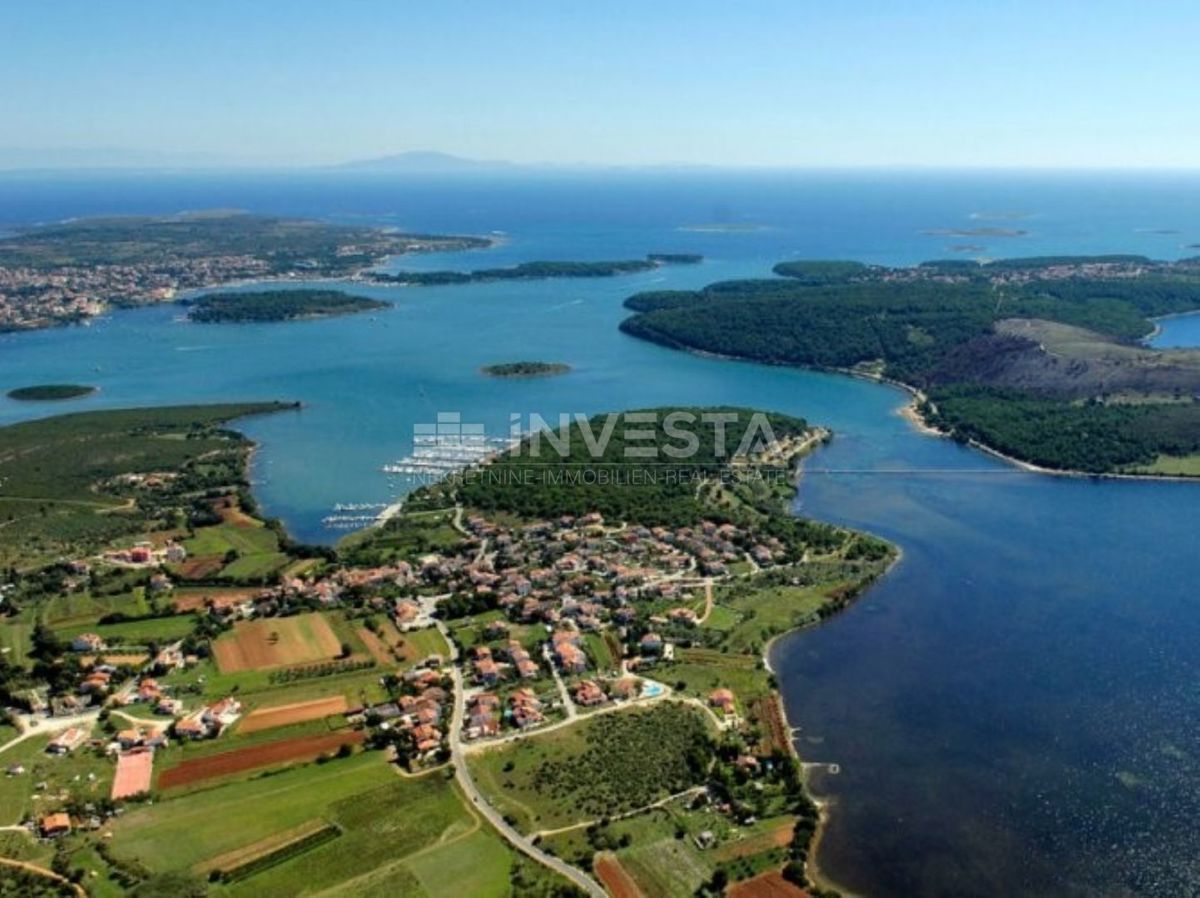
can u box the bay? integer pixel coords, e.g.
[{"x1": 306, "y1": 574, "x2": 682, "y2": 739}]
[{"x1": 2, "y1": 171, "x2": 1199, "y2": 896}]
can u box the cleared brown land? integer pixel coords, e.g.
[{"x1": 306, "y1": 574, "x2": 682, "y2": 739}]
[
  {"x1": 728, "y1": 871, "x2": 809, "y2": 898},
  {"x1": 112, "y1": 749, "x2": 154, "y2": 800},
  {"x1": 157, "y1": 730, "x2": 364, "y2": 789},
  {"x1": 195, "y1": 818, "x2": 329, "y2": 874},
  {"x1": 750, "y1": 696, "x2": 791, "y2": 756},
  {"x1": 357, "y1": 627, "x2": 394, "y2": 666},
  {"x1": 175, "y1": 556, "x2": 225, "y2": 580},
  {"x1": 212, "y1": 612, "x2": 342, "y2": 673},
  {"x1": 173, "y1": 587, "x2": 258, "y2": 612},
  {"x1": 713, "y1": 821, "x2": 794, "y2": 861},
  {"x1": 238, "y1": 695, "x2": 349, "y2": 734},
  {"x1": 594, "y1": 853, "x2": 644, "y2": 898},
  {"x1": 212, "y1": 496, "x2": 258, "y2": 528},
  {"x1": 82, "y1": 652, "x2": 148, "y2": 667}
]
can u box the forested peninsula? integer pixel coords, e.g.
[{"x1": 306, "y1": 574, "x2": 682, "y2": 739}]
[
  {"x1": 370, "y1": 253, "x2": 701, "y2": 286},
  {"x1": 619, "y1": 256, "x2": 1200, "y2": 475}
]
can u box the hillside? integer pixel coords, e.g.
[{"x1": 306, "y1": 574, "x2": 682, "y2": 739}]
[{"x1": 620, "y1": 256, "x2": 1200, "y2": 473}]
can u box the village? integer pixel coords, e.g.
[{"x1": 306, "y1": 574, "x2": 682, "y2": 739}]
[{"x1": 3, "y1": 503, "x2": 804, "y2": 853}]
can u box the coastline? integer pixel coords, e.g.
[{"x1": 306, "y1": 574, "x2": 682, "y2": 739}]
[
  {"x1": 8, "y1": 229, "x2": 498, "y2": 334},
  {"x1": 762, "y1": 531, "x2": 902, "y2": 898},
  {"x1": 1142, "y1": 307, "x2": 1200, "y2": 348},
  {"x1": 674, "y1": 342, "x2": 1200, "y2": 483}
]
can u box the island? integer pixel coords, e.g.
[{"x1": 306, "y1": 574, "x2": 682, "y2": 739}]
[
  {"x1": 370, "y1": 253, "x2": 702, "y2": 286},
  {"x1": 0, "y1": 211, "x2": 490, "y2": 332},
  {"x1": 481, "y1": 361, "x2": 571, "y2": 378},
  {"x1": 619, "y1": 254, "x2": 1200, "y2": 476},
  {"x1": 0, "y1": 402, "x2": 892, "y2": 898},
  {"x1": 184, "y1": 289, "x2": 390, "y2": 323},
  {"x1": 919, "y1": 227, "x2": 1029, "y2": 237},
  {"x1": 6, "y1": 383, "x2": 96, "y2": 401}
]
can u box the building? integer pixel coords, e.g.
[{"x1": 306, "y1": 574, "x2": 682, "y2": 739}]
[
  {"x1": 708, "y1": 688, "x2": 736, "y2": 713},
  {"x1": 71, "y1": 633, "x2": 105, "y2": 652},
  {"x1": 573, "y1": 680, "x2": 608, "y2": 707},
  {"x1": 47, "y1": 727, "x2": 89, "y2": 754},
  {"x1": 39, "y1": 813, "x2": 71, "y2": 838}
]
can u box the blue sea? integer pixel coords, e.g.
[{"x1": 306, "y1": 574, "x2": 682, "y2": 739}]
[{"x1": 2, "y1": 170, "x2": 1199, "y2": 897}]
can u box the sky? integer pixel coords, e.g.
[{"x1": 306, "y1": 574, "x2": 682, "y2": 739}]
[{"x1": 2, "y1": 0, "x2": 1199, "y2": 169}]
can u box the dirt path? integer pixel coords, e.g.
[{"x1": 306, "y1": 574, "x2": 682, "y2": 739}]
[
  {"x1": 0, "y1": 857, "x2": 87, "y2": 898},
  {"x1": 696, "y1": 578, "x2": 715, "y2": 623}
]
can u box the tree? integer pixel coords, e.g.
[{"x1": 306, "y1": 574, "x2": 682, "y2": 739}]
[{"x1": 129, "y1": 871, "x2": 208, "y2": 898}]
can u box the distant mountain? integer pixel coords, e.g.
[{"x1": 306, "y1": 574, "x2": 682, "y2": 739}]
[{"x1": 334, "y1": 151, "x2": 517, "y2": 173}]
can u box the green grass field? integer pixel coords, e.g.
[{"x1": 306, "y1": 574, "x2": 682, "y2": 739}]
[
  {"x1": 0, "y1": 733, "x2": 114, "y2": 826},
  {"x1": 159, "y1": 654, "x2": 387, "y2": 710},
  {"x1": 0, "y1": 610, "x2": 35, "y2": 667},
  {"x1": 1136, "y1": 453, "x2": 1200, "y2": 476},
  {"x1": 114, "y1": 753, "x2": 499, "y2": 893},
  {"x1": 582, "y1": 632, "x2": 618, "y2": 673},
  {"x1": 664, "y1": 650, "x2": 773, "y2": 709},
  {"x1": 341, "y1": 509, "x2": 463, "y2": 566},
  {"x1": 55, "y1": 612, "x2": 197, "y2": 645},
  {"x1": 111, "y1": 753, "x2": 397, "y2": 871},
  {"x1": 42, "y1": 587, "x2": 152, "y2": 629},
  {"x1": 180, "y1": 523, "x2": 291, "y2": 581},
  {"x1": 395, "y1": 627, "x2": 451, "y2": 666},
  {"x1": 715, "y1": 579, "x2": 835, "y2": 654},
  {"x1": 219, "y1": 552, "x2": 290, "y2": 579}
]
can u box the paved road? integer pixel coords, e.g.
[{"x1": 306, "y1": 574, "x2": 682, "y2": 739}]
[
  {"x1": 0, "y1": 708, "x2": 100, "y2": 757},
  {"x1": 543, "y1": 644, "x2": 578, "y2": 721},
  {"x1": 437, "y1": 622, "x2": 607, "y2": 898}
]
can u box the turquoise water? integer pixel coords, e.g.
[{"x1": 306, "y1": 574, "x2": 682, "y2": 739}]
[
  {"x1": 1150, "y1": 312, "x2": 1200, "y2": 349},
  {"x1": 2, "y1": 172, "x2": 1200, "y2": 896}
]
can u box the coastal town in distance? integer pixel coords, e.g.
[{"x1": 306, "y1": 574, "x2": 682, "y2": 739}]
[{"x1": 3, "y1": 4, "x2": 1200, "y2": 898}]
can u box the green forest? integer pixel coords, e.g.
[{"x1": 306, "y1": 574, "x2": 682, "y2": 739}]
[
  {"x1": 481, "y1": 361, "x2": 570, "y2": 378},
  {"x1": 619, "y1": 256, "x2": 1200, "y2": 473},
  {"x1": 371, "y1": 253, "x2": 702, "y2": 286},
  {"x1": 185, "y1": 290, "x2": 389, "y2": 323}
]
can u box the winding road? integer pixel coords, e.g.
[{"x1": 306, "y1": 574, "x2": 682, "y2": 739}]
[{"x1": 437, "y1": 622, "x2": 607, "y2": 898}]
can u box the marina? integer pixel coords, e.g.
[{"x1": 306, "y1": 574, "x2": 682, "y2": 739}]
[{"x1": 381, "y1": 433, "x2": 513, "y2": 477}]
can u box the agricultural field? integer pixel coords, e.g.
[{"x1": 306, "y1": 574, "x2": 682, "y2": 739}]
[
  {"x1": 171, "y1": 586, "x2": 261, "y2": 612},
  {"x1": 727, "y1": 870, "x2": 809, "y2": 898},
  {"x1": 40, "y1": 587, "x2": 152, "y2": 631},
  {"x1": 469, "y1": 702, "x2": 714, "y2": 833},
  {"x1": 179, "y1": 521, "x2": 289, "y2": 582},
  {"x1": 237, "y1": 696, "x2": 350, "y2": 734},
  {"x1": 211, "y1": 612, "x2": 343, "y2": 673},
  {"x1": 53, "y1": 612, "x2": 197, "y2": 646},
  {"x1": 157, "y1": 651, "x2": 387, "y2": 712},
  {"x1": 156, "y1": 730, "x2": 365, "y2": 790},
  {"x1": 105, "y1": 751, "x2": 538, "y2": 896}
]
